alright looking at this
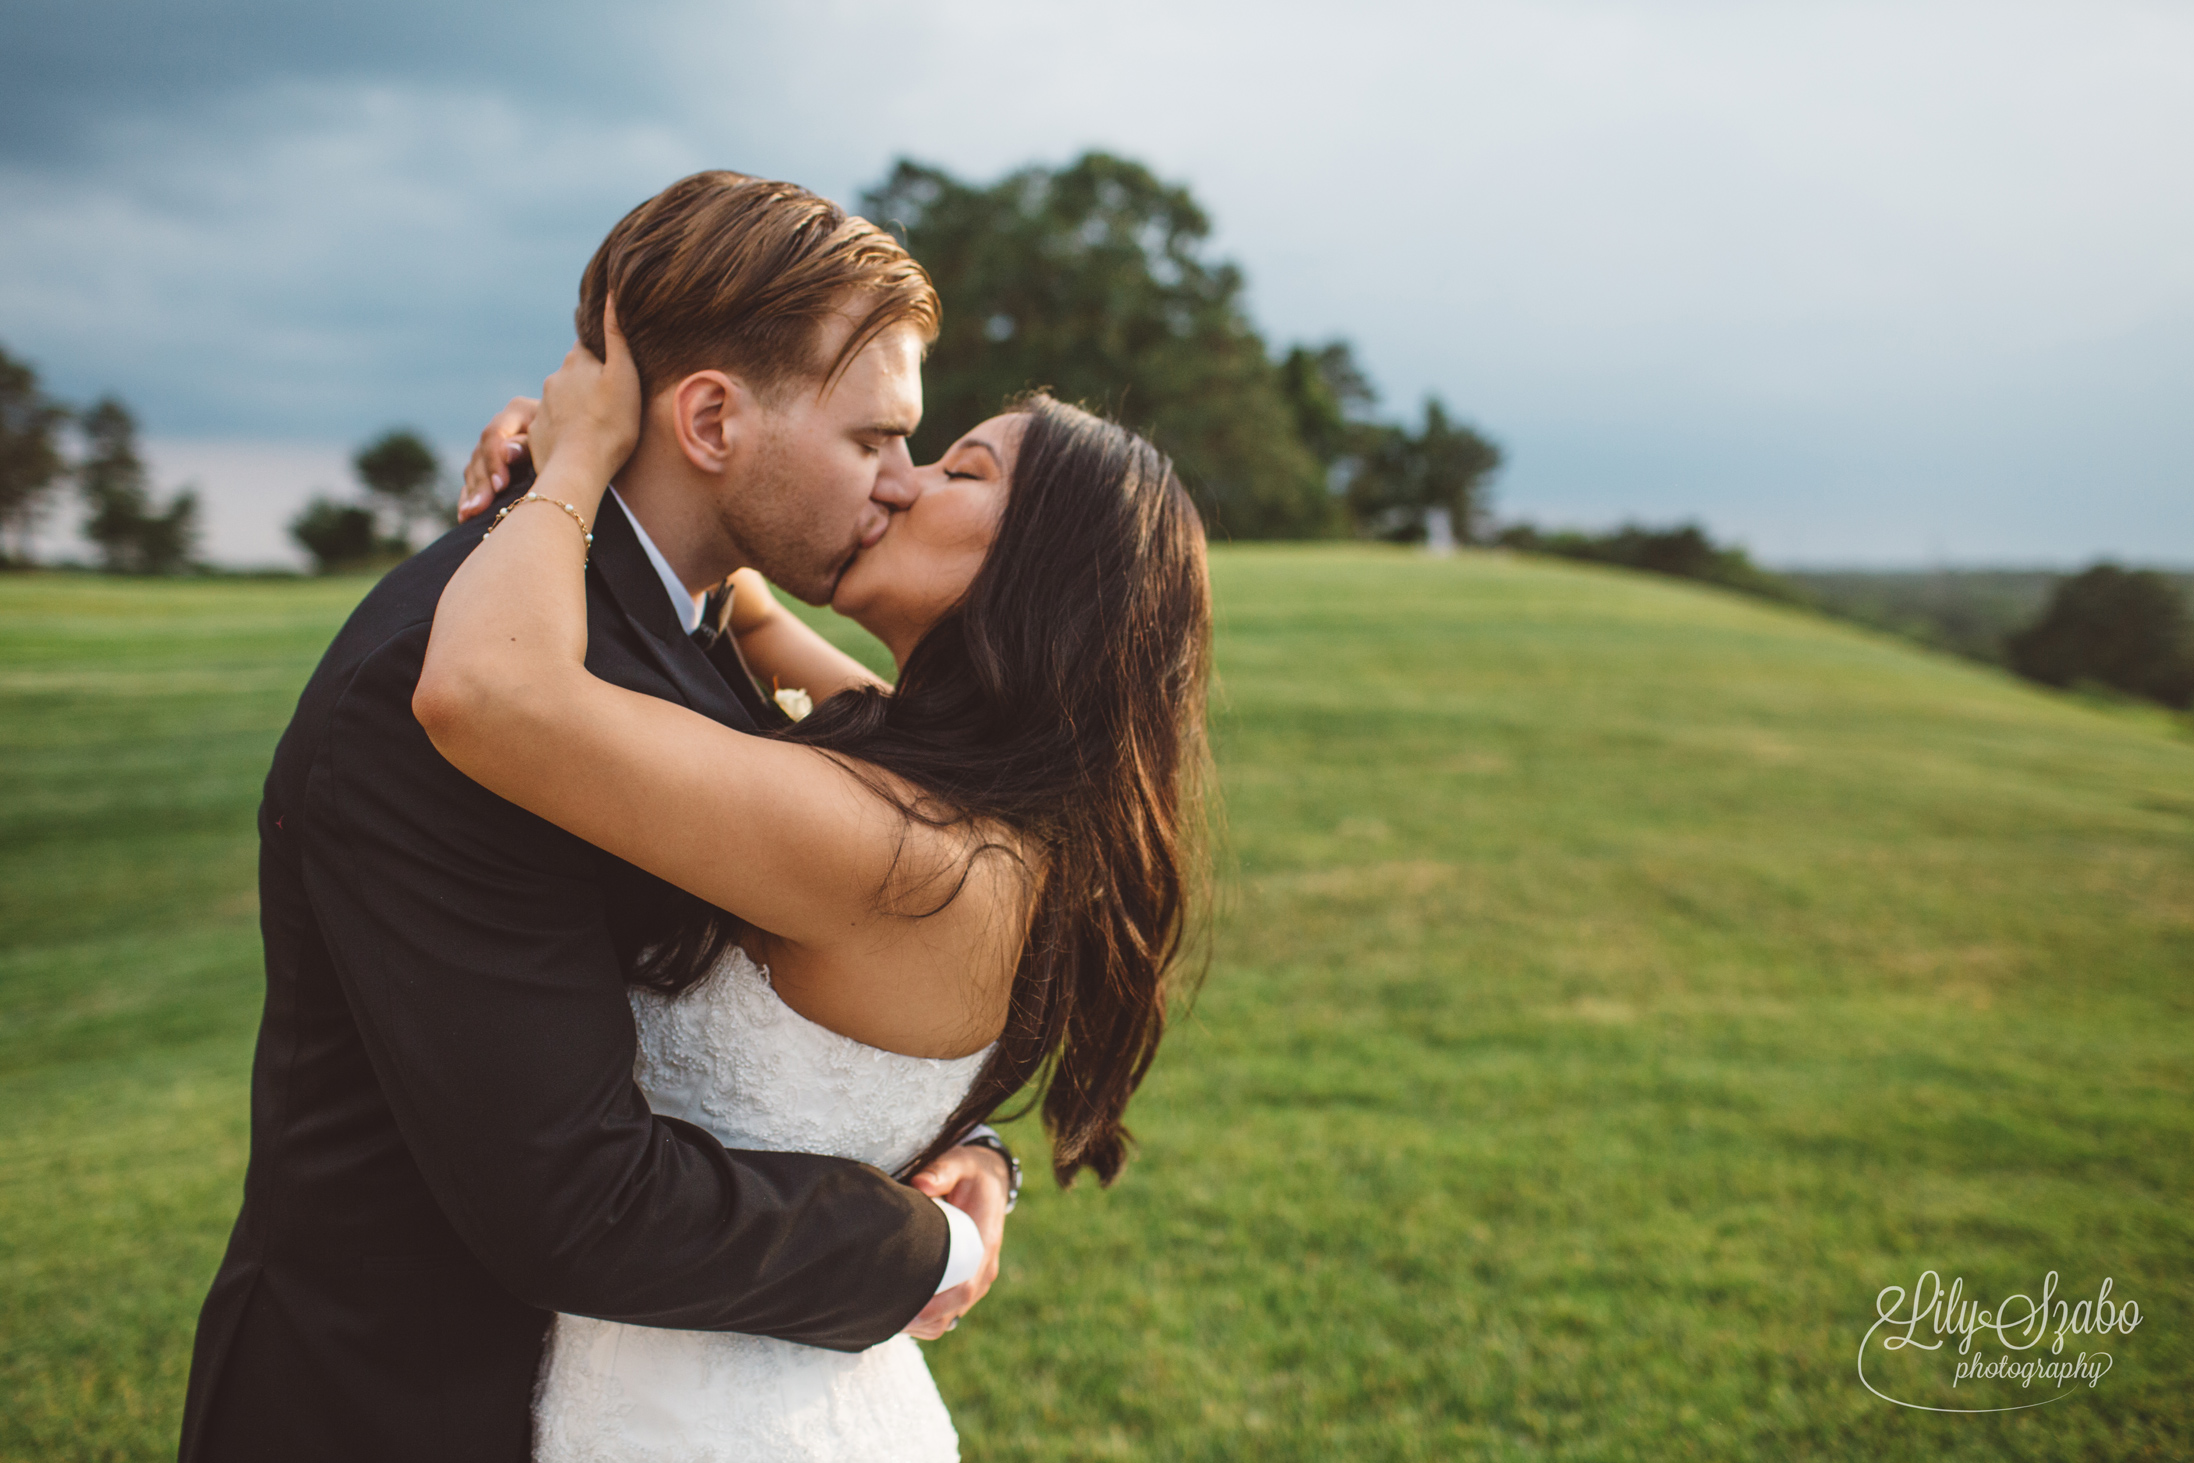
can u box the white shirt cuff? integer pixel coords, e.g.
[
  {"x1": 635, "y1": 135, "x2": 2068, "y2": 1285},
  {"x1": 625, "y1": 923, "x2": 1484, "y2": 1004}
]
[{"x1": 930, "y1": 1197, "x2": 983, "y2": 1294}]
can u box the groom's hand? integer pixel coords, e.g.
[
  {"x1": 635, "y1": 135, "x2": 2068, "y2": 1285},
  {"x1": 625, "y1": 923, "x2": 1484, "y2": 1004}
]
[{"x1": 901, "y1": 1145, "x2": 1012, "y2": 1340}]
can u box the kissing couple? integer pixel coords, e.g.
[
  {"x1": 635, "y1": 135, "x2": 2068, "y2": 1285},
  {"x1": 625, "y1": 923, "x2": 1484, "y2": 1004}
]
[{"x1": 177, "y1": 170, "x2": 1213, "y2": 1462}]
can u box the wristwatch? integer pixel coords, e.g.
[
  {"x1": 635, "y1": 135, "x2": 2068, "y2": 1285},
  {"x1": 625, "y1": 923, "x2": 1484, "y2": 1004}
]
[{"x1": 956, "y1": 1130, "x2": 1022, "y2": 1213}]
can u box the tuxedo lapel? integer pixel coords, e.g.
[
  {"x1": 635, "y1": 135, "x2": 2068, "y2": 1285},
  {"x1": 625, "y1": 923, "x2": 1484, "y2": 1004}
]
[
  {"x1": 696, "y1": 587, "x2": 795, "y2": 732},
  {"x1": 587, "y1": 498, "x2": 757, "y2": 734}
]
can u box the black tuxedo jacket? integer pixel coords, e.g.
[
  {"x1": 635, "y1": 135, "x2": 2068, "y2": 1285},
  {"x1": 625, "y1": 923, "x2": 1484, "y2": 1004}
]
[{"x1": 178, "y1": 493, "x2": 947, "y2": 1462}]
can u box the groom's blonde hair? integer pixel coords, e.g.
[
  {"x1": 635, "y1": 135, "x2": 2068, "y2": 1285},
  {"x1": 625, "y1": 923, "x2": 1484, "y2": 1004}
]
[{"x1": 576, "y1": 170, "x2": 940, "y2": 404}]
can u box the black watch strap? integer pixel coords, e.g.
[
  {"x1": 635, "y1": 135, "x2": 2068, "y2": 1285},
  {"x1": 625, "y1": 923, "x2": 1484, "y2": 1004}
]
[{"x1": 957, "y1": 1131, "x2": 1022, "y2": 1213}]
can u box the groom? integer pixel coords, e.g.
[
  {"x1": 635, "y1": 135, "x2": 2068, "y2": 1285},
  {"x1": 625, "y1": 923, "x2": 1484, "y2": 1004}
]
[{"x1": 179, "y1": 172, "x2": 1015, "y2": 1462}]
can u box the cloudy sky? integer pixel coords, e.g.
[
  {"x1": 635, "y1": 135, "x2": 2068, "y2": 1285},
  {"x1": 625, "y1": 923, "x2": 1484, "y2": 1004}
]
[{"x1": 5, "y1": 0, "x2": 2189, "y2": 567}]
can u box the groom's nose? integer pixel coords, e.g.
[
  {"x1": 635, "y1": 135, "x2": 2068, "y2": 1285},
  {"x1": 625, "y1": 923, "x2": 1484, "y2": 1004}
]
[{"x1": 869, "y1": 437, "x2": 920, "y2": 512}]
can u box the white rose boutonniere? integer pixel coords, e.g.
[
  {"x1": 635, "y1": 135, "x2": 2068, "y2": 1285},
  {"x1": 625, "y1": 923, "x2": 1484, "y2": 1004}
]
[{"x1": 772, "y1": 685, "x2": 813, "y2": 722}]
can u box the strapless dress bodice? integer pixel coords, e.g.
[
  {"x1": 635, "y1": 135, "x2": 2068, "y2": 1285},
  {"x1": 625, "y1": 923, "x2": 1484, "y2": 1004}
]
[
  {"x1": 534, "y1": 947, "x2": 990, "y2": 1463},
  {"x1": 630, "y1": 944, "x2": 990, "y2": 1173}
]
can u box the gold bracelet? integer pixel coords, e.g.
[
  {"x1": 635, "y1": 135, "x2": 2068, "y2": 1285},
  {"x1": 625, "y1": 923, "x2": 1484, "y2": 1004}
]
[{"x1": 484, "y1": 492, "x2": 594, "y2": 565}]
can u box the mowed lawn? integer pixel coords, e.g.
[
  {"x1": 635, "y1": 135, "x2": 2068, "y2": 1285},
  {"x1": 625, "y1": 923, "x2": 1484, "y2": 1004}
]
[{"x1": 2, "y1": 548, "x2": 2189, "y2": 1461}]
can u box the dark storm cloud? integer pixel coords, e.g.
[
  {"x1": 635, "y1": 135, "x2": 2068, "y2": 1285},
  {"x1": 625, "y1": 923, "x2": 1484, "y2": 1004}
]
[
  {"x1": 0, "y1": 0, "x2": 654, "y2": 164},
  {"x1": 0, "y1": 0, "x2": 723, "y2": 445}
]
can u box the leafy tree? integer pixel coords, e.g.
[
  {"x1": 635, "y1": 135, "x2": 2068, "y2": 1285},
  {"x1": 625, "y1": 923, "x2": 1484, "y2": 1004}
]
[
  {"x1": 287, "y1": 427, "x2": 439, "y2": 573},
  {"x1": 864, "y1": 153, "x2": 1338, "y2": 538},
  {"x1": 353, "y1": 429, "x2": 443, "y2": 547},
  {"x1": 289, "y1": 497, "x2": 384, "y2": 573},
  {"x1": 0, "y1": 344, "x2": 71, "y2": 564},
  {"x1": 2007, "y1": 563, "x2": 2194, "y2": 709},
  {"x1": 1347, "y1": 398, "x2": 1503, "y2": 543},
  {"x1": 77, "y1": 397, "x2": 199, "y2": 574},
  {"x1": 1277, "y1": 340, "x2": 1378, "y2": 476}
]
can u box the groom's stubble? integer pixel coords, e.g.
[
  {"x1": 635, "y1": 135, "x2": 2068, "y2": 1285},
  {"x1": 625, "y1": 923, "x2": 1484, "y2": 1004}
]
[
  {"x1": 710, "y1": 410, "x2": 858, "y2": 605},
  {"x1": 614, "y1": 313, "x2": 925, "y2": 608}
]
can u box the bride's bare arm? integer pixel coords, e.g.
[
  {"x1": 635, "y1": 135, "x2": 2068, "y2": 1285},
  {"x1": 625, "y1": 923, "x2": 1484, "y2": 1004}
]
[
  {"x1": 414, "y1": 313, "x2": 965, "y2": 974},
  {"x1": 722, "y1": 570, "x2": 889, "y2": 704}
]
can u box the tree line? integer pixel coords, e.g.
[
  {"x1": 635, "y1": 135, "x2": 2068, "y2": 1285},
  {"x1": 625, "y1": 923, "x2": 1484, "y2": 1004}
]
[
  {"x1": 2002, "y1": 566, "x2": 2192, "y2": 710},
  {"x1": 0, "y1": 347, "x2": 202, "y2": 573},
  {"x1": 0, "y1": 338, "x2": 450, "y2": 576},
  {"x1": 1514, "y1": 516, "x2": 2194, "y2": 713}
]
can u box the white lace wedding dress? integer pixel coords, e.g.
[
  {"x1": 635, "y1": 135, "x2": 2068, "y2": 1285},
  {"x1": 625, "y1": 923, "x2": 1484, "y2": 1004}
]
[{"x1": 534, "y1": 947, "x2": 991, "y2": 1462}]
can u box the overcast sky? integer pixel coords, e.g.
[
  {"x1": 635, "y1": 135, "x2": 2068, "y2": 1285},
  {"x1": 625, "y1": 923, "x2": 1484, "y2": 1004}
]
[{"x1": 4, "y1": 0, "x2": 2189, "y2": 567}]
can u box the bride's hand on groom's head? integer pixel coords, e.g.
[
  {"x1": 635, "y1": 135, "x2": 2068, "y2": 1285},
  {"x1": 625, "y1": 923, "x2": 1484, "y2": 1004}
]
[
  {"x1": 458, "y1": 397, "x2": 539, "y2": 521},
  {"x1": 502, "y1": 297, "x2": 642, "y2": 517},
  {"x1": 462, "y1": 296, "x2": 636, "y2": 519}
]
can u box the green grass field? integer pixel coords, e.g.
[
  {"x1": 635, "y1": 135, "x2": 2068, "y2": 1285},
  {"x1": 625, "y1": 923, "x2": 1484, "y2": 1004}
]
[{"x1": 3, "y1": 548, "x2": 2188, "y2": 1461}]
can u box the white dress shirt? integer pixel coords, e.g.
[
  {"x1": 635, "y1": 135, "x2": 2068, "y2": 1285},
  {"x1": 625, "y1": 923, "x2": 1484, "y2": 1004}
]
[
  {"x1": 611, "y1": 490, "x2": 985, "y2": 1297},
  {"x1": 611, "y1": 488, "x2": 705, "y2": 635}
]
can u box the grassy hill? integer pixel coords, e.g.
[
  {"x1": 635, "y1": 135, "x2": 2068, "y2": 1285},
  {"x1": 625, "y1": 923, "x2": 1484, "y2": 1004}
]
[{"x1": 2, "y1": 549, "x2": 2187, "y2": 1461}]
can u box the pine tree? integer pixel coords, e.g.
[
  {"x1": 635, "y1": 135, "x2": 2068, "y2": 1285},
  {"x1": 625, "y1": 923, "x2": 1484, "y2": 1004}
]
[
  {"x1": 0, "y1": 344, "x2": 70, "y2": 564},
  {"x1": 78, "y1": 396, "x2": 198, "y2": 574}
]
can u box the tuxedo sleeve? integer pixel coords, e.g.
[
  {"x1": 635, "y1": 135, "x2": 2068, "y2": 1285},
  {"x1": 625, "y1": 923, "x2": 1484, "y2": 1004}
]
[{"x1": 295, "y1": 620, "x2": 949, "y2": 1349}]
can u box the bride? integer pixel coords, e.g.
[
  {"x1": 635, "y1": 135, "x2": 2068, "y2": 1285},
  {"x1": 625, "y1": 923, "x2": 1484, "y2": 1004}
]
[{"x1": 415, "y1": 303, "x2": 1211, "y2": 1461}]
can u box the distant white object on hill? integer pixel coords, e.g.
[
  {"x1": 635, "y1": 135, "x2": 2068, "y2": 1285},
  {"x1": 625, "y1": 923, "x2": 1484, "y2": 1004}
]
[{"x1": 1425, "y1": 507, "x2": 1457, "y2": 557}]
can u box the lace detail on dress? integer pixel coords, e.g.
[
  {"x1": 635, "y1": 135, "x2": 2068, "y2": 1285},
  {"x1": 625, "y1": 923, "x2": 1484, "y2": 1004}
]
[
  {"x1": 628, "y1": 946, "x2": 988, "y2": 1177},
  {"x1": 534, "y1": 947, "x2": 991, "y2": 1463}
]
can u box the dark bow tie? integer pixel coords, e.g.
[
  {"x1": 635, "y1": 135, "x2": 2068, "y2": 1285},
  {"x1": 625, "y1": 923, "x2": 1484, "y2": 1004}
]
[{"x1": 692, "y1": 584, "x2": 732, "y2": 650}]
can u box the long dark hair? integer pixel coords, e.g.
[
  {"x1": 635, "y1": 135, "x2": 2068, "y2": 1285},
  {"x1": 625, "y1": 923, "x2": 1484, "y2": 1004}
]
[{"x1": 634, "y1": 395, "x2": 1212, "y2": 1186}]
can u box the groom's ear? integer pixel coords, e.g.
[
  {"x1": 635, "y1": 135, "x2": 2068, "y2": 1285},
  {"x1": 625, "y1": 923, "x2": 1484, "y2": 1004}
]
[{"x1": 668, "y1": 369, "x2": 754, "y2": 475}]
